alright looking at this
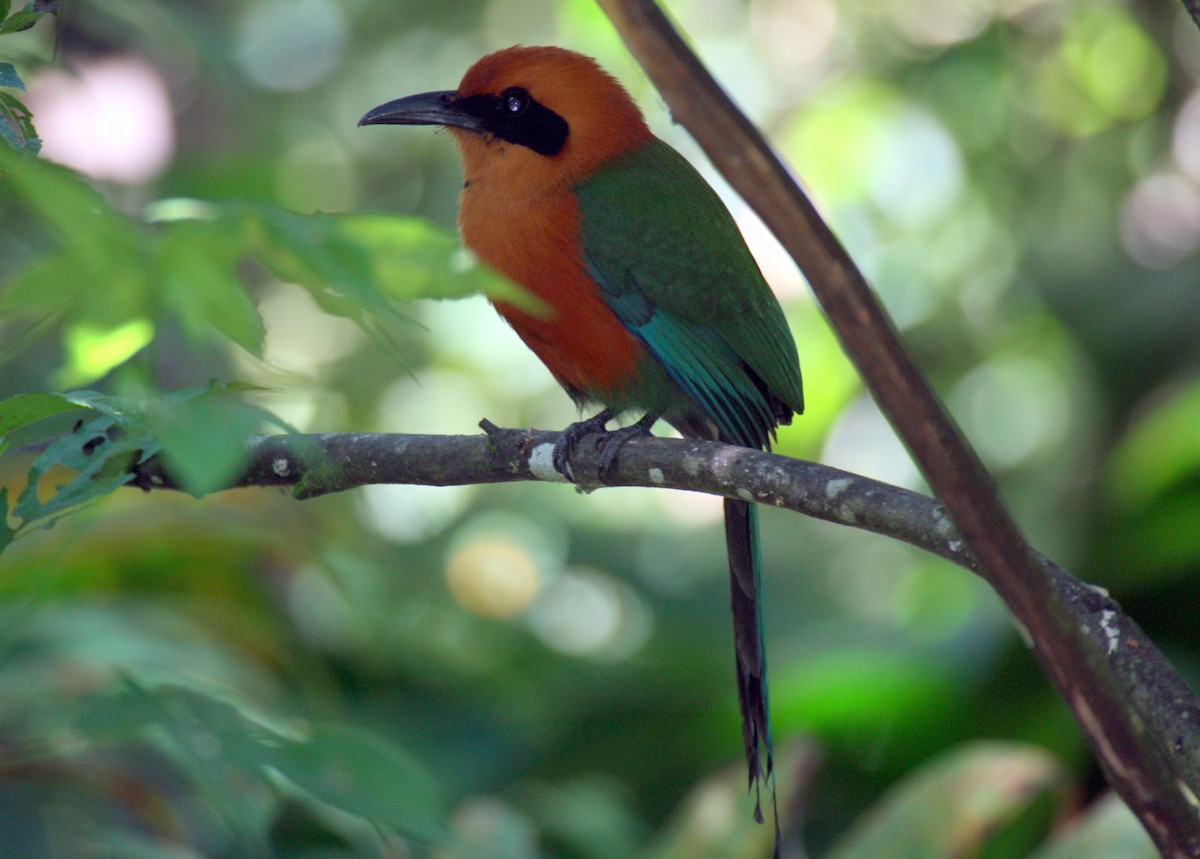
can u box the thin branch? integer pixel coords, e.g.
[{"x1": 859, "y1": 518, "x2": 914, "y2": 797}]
[
  {"x1": 593, "y1": 1, "x2": 1200, "y2": 854},
  {"x1": 135, "y1": 427, "x2": 976, "y2": 568}
]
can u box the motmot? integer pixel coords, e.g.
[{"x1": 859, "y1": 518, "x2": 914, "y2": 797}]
[{"x1": 360, "y1": 46, "x2": 803, "y2": 854}]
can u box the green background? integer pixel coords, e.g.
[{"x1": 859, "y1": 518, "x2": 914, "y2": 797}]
[{"x1": 1, "y1": 0, "x2": 1196, "y2": 856}]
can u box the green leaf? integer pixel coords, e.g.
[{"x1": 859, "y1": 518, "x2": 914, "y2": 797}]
[
  {"x1": 57, "y1": 388, "x2": 151, "y2": 420},
  {"x1": 267, "y1": 723, "x2": 446, "y2": 843},
  {"x1": 237, "y1": 205, "x2": 544, "y2": 362},
  {"x1": 2, "y1": 389, "x2": 166, "y2": 539},
  {"x1": 73, "y1": 679, "x2": 447, "y2": 849},
  {"x1": 1102, "y1": 492, "x2": 1200, "y2": 582},
  {"x1": 339, "y1": 212, "x2": 538, "y2": 309},
  {"x1": 147, "y1": 393, "x2": 261, "y2": 496},
  {"x1": 247, "y1": 206, "x2": 540, "y2": 318},
  {"x1": 1102, "y1": 378, "x2": 1200, "y2": 581},
  {"x1": 0, "y1": 146, "x2": 145, "y2": 315},
  {"x1": 648, "y1": 743, "x2": 800, "y2": 858},
  {"x1": 156, "y1": 217, "x2": 264, "y2": 355},
  {"x1": 74, "y1": 680, "x2": 276, "y2": 851},
  {"x1": 12, "y1": 411, "x2": 155, "y2": 528},
  {"x1": 0, "y1": 253, "x2": 86, "y2": 316},
  {"x1": 169, "y1": 379, "x2": 274, "y2": 401},
  {"x1": 70, "y1": 833, "x2": 210, "y2": 859},
  {"x1": 826, "y1": 742, "x2": 1066, "y2": 859},
  {"x1": 247, "y1": 206, "x2": 380, "y2": 316},
  {"x1": 0, "y1": 392, "x2": 85, "y2": 439},
  {"x1": 0, "y1": 310, "x2": 62, "y2": 368},
  {"x1": 0, "y1": 8, "x2": 40, "y2": 33},
  {"x1": 0, "y1": 62, "x2": 24, "y2": 91},
  {"x1": 0, "y1": 2, "x2": 55, "y2": 33}
]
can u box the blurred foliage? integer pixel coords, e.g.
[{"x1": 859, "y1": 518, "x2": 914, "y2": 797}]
[
  {"x1": 0, "y1": 1, "x2": 55, "y2": 153},
  {"x1": 0, "y1": 0, "x2": 1196, "y2": 856}
]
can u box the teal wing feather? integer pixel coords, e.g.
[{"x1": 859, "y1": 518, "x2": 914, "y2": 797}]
[
  {"x1": 575, "y1": 137, "x2": 803, "y2": 447},
  {"x1": 587, "y1": 269, "x2": 774, "y2": 447}
]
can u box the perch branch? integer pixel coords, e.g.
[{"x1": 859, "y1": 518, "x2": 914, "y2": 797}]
[{"x1": 594, "y1": 1, "x2": 1200, "y2": 854}]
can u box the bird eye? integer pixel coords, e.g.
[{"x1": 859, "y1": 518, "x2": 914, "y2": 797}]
[{"x1": 500, "y1": 87, "x2": 529, "y2": 115}]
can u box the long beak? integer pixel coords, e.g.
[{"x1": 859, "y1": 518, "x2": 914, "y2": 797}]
[{"x1": 357, "y1": 90, "x2": 482, "y2": 132}]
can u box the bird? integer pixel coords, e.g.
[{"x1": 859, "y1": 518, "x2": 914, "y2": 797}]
[{"x1": 359, "y1": 46, "x2": 803, "y2": 855}]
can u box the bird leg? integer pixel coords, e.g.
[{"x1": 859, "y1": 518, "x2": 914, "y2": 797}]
[{"x1": 552, "y1": 409, "x2": 614, "y2": 481}]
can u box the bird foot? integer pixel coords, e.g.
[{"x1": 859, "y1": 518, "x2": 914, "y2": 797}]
[
  {"x1": 552, "y1": 410, "x2": 614, "y2": 482},
  {"x1": 594, "y1": 414, "x2": 657, "y2": 482},
  {"x1": 552, "y1": 411, "x2": 657, "y2": 484}
]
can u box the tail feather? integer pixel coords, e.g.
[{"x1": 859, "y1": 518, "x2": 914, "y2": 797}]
[{"x1": 725, "y1": 498, "x2": 781, "y2": 855}]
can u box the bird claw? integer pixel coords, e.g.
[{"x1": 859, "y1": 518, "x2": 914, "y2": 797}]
[
  {"x1": 552, "y1": 410, "x2": 613, "y2": 481},
  {"x1": 552, "y1": 411, "x2": 657, "y2": 484},
  {"x1": 594, "y1": 418, "x2": 655, "y2": 481}
]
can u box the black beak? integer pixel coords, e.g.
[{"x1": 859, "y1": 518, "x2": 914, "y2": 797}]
[{"x1": 357, "y1": 90, "x2": 483, "y2": 133}]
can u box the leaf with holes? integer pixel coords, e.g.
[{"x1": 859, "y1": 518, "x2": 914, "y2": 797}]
[{"x1": 0, "y1": 90, "x2": 38, "y2": 153}]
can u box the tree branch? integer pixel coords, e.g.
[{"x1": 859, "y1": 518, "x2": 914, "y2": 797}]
[
  {"x1": 134, "y1": 426, "x2": 975, "y2": 569},
  {"x1": 594, "y1": 1, "x2": 1200, "y2": 854}
]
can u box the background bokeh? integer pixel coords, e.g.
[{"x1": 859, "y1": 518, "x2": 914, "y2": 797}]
[{"x1": 1, "y1": 0, "x2": 1198, "y2": 856}]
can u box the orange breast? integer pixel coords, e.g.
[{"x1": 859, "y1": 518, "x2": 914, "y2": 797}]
[{"x1": 459, "y1": 180, "x2": 645, "y2": 400}]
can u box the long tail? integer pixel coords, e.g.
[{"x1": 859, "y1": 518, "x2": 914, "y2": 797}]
[{"x1": 725, "y1": 498, "x2": 781, "y2": 856}]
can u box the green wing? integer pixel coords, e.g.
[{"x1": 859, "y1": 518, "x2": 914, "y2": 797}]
[{"x1": 575, "y1": 138, "x2": 803, "y2": 447}]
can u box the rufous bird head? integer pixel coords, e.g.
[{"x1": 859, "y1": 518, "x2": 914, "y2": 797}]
[{"x1": 359, "y1": 46, "x2": 653, "y2": 190}]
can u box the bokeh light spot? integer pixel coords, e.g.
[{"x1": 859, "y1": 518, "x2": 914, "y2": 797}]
[
  {"x1": 887, "y1": 0, "x2": 991, "y2": 48},
  {"x1": 949, "y1": 356, "x2": 1070, "y2": 468},
  {"x1": 825, "y1": 542, "x2": 915, "y2": 626},
  {"x1": 259, "y1": 284, "x2": 365, "y2": 373},
  {"x1": 446, "y1": 537, "x2": 541, "y2": 620},
  {"x1": 783, "y1": 80, "x2": 963, "y2": 227},
  {"x1": 358, "y1": 483, "x2": 471, "y2": 544},
  {"x1": 822, "y1": 394, "x2": 921, "y2": 489},
  {"x1": 276, "y1": 135, "x2": 359, "y2": 213},
  {"x1": 867, "y1": 109, "x2": 964, "y2": 228},
  {"x1": 236, "y1": 0, "x2": 347, "y2": 92},
  {"x1": 1034, "y1": 6, "x2": 1167, "y2": 137},
  {"x1": 288, "y1": 565, "x2": 359, "y2": 651},
  {"x1": 527, "y1": 568, "x2": 652, "y2": 661},
  {"x1": 60, "y1": 319, "x2": 155, "y2": 386},
  {"x1": 453, "y1": 797, "x2": 538, "y2": 858},
  {"x1": 750, "y1": 0, "x2": 839, "y2": 71},
  {"x1": 1119, "y1": 173, "x2": 1200, "y2": 269},
  {"x1": 30, "y1": 57, "x2": 175, "y2": 184},
  {"x1": 1172, "y1": 88, "x2": 1200, "y2": 183},
  {"x1": 783, "y1": 79, "x2": 900, "y2": 205}
]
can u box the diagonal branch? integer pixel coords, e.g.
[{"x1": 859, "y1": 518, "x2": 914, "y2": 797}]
[{"x1": 593, "y1": 0, "x2": 1200, "y2": 854}]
